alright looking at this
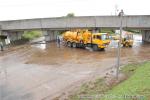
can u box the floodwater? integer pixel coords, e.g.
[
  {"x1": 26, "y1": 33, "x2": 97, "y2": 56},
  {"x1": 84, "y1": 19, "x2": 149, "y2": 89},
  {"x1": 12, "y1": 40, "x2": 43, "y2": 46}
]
[
  {"x1": 0, "y1": 34, "x2": 149, "y2": 100},
  {"x1": 28, "y1": 34, "x2": 149, "y2": 65}
]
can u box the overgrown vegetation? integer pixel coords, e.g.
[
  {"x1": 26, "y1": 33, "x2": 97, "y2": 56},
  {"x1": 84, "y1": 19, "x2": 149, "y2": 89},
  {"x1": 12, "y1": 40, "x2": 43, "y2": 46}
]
[
  {"x1": 69, "y1": 62, "x2": 150, "y2": 100},
  {"x1": 22, "y1": 30, "x2": 42, "y2": 40},
  {"x1": 126, "y1": 29, "x2": 140, "y2": 34},
  {"x1": 100, "y1": 29, "x2": 115, "y2": 34},
  {"x1": 100, "y1": 29, "x2": 140, "y2": 34}
]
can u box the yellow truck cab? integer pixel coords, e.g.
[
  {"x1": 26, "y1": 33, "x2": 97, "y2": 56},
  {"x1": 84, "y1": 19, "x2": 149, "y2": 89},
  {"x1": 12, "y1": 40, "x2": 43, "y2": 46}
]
[{"x1": 89, "y1": 33, "x2": 110, "y2": 50}]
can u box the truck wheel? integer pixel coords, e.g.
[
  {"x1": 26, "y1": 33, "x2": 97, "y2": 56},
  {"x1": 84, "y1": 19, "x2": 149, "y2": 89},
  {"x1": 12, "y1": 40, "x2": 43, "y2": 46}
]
[
  {"x1": 100, "y1": 48, "x2": 105, "y2": 51},
  {"x1": 129, "y1": 45, "x2": 132, "y2": 47},
  {"x1": 92, "y1": 45, "x2": 98, "y2": 51},
  {"x1": 123, "y1": 44, "x2": 126, "y2": 47},
  {"x1": 126, "y1": 43, "x2": 129, "y2": 47},
  {"x1": 72, "y1": 42, "x2": 77, "y2": 48},
  {"x1": 123, "y1": 42, "x2": 128, "y2": 47},
  {"x1": 67, "y1": 42, "x2": 72, "y2": 47}
]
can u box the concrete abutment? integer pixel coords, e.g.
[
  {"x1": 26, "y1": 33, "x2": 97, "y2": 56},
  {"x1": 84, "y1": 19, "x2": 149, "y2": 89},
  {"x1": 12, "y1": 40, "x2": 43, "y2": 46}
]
[{"x1": 142, "y1": 30, "x2": 150, "y2": 42}]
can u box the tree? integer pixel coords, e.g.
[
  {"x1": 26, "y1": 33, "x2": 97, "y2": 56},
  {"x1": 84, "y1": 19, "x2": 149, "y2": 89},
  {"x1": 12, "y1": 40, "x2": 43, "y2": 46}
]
[{"x1": 66, "y1": 13, "x2": 75, "y2": 17}]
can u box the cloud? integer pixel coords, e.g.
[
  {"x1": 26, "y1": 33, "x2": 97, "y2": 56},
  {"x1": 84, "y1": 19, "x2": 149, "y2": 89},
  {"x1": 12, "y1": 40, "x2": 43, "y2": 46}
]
[{"x1": 0, "y1": 0, "x2": 149, "y2": 20}]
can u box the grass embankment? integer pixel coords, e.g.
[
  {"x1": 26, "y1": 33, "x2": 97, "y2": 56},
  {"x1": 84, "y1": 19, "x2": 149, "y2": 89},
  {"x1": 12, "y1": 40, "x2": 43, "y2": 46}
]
[{"x1": 69, "y1": 62, "x2": 150, "y2": 100}]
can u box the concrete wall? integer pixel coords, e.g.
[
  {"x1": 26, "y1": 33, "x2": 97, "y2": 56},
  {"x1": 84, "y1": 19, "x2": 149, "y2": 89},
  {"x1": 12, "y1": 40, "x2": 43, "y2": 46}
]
[
  {"x1": 43, "y1": 30, "x2": 60, "y2": 42},
  {"x1": 0, "y1": 15, "x2": 150, "y2": 30},
  {"x1": 1, "y1": 31, "x2": 24, "y2": 41},
  {"x1": 142, "y1": 30, "x2": 150, "y2": 42}
]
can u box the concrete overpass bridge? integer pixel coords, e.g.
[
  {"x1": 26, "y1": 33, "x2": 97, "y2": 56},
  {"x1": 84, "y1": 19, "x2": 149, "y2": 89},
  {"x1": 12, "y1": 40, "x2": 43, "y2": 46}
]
[{"x1": 0, "y1": 15, "x2": 150, "y2": 42}]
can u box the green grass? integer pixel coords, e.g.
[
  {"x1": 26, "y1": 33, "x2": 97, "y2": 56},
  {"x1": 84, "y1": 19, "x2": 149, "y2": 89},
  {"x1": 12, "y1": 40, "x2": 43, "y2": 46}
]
[
  {"x1": 126, "y1": 29, "x2": 140, "y2": 34},
  {"x1": 100, "y1": 29, "x2": 115, "y2": 34},
  {"x1": 106, "y1": 62, "x2": 150, "y2": 100},
  {"x1": 69, "y1": 62, "x2": 150, "y2": 100},
  {"x1": 120, "y1": 63, "x2": 140, "y2": 77},
  {"x1": 69, "y1": 78, "x2": 110, "y2": 100}
]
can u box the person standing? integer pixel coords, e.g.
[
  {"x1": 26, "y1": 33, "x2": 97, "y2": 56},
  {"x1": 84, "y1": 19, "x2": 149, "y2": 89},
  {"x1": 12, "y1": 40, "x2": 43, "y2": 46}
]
[
  {"x1": 57, "y1": 36, "x2": 61, "y2": 48},
  {"x1": 0, "y1": 41, "x2": 3, "y2": 51}
]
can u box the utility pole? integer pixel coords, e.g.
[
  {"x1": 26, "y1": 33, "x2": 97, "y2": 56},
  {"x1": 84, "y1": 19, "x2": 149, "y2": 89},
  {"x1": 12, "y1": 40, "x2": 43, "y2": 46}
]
[{"x1": 116, "y1": 10, "x2": 124, "y2": 79}]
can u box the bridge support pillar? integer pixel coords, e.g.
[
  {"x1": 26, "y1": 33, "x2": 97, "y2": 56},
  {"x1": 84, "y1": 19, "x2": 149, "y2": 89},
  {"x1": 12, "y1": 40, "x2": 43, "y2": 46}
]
[
  {"x1": 142, "y1": 30, "x2": 150, "y2": 42},
  {"x1": 45, "y1": 30, "x2": 60, "y2": 42},
  {"x1": 92, "y1": 28, "x2": 100, "y2": 33},
  {"x1": 1, "y1": 31, "x2": 24, "y2": 41},
  {"x1": 42, "y1": 30, "x2": 49, "y2": 42}
]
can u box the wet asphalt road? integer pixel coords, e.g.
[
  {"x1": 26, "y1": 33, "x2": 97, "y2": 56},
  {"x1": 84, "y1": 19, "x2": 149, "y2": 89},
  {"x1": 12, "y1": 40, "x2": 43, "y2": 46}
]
[{"x1": 0, "y1": 34, "x2": 149, "y2": 100}]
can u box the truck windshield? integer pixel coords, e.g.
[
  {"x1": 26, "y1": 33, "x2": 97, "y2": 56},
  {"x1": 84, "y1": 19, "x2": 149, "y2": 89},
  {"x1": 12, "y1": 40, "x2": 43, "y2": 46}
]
[
  {"x1": 101, "y1": 34, "x2": 108, "y2": 40},
  {"x1": 96, "y1": 35, "x2": 101, "y2": 39}
]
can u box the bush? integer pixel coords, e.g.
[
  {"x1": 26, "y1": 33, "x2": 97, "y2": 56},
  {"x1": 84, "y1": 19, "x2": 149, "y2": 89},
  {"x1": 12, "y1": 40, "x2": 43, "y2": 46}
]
[
  {"x1": 100, "y1": 29, "x2": 115, "y2": 34},
  {"x1": 22, "y1": 31, "x2": 42, "y2": 40}
]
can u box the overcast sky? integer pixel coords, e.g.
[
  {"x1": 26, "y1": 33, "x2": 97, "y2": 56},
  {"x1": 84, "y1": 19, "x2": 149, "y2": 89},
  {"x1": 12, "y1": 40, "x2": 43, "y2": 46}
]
[{"x1": 0, "y1": 0, "x2": 149, "y2": 21}]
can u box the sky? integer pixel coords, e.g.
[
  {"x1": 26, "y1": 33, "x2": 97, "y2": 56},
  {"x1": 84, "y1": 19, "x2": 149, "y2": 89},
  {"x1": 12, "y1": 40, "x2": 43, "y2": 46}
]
[{"x1": 0, "y1": 0, "x2": 149, "y2": 21}]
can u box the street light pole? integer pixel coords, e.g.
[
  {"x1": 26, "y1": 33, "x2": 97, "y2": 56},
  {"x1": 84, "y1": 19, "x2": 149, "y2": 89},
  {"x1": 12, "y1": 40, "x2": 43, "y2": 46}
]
[{"x1": 116, "y1": 10, "x2": 124, "y2": 79}]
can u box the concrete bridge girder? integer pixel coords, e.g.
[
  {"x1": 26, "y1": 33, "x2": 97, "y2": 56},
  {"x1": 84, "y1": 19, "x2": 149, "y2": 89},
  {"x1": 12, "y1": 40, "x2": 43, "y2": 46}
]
[
  {"x1": 0, "y1": 15, "x2": 150, "y2": 42},
  {"x1": 1, "y1": 16, "x2": 150, "y2": 30}
]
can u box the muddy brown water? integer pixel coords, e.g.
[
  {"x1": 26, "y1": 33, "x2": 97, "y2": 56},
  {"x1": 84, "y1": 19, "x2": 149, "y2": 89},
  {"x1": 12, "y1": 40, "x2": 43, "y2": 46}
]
[
  {"x1": 27, "y1": 34, "x2": 150, "y2": 65},
  {"x1": 0, "y1": 34, "x2": 149, "y2": 100}
]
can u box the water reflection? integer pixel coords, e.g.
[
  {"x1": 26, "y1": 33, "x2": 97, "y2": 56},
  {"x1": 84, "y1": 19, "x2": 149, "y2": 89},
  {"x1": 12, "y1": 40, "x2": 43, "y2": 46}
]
[
  {"x1": 109, "y1": 40, "x2": 119, "y2": 48},
  {"x1": 28, "y1": 34, "x2": 146, "y2": 65},
  {"x1": 133, "y1": 34, "x2": 142, "y2": 47},
  {"x1": 31, "y1": 41, "x2": 46, "y2": 50},
  {"x1": 31, "y1": 34, "x2": 142, "y2": 51},
  {"x1": 109, "y1": 34, "x2": 142, "y2": 48}
]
